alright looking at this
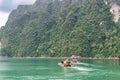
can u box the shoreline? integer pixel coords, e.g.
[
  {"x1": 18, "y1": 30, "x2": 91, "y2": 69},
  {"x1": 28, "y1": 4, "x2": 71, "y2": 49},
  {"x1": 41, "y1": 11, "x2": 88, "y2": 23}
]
[{"x1": 0, "y1": 56, "x2": 119, "y2": 60}]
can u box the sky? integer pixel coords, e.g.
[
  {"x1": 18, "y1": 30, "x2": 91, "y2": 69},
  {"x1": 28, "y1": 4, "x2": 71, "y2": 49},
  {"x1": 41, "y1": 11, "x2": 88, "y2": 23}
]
[{"x1": 0, "y1": 0, "x2": 36, "y2": 28}]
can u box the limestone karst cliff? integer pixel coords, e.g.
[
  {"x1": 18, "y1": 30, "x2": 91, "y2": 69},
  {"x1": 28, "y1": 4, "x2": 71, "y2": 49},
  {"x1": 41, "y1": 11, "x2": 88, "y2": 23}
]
[{"x1": 0, "y1": 0, "x2": 120, "y2": 57}]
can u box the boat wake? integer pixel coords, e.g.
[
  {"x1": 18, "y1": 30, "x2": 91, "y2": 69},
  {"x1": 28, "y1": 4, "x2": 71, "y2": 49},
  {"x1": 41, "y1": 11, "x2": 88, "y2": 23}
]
[
  {"x1": 76, "y1": 62, "x2": 103, "y2": 68},
  {"x1": 69, "y1": 66, "x2": 93, "y2": 71},
  {"x1": 67, "y1": 62, "x2": 99, "y2": 71}
]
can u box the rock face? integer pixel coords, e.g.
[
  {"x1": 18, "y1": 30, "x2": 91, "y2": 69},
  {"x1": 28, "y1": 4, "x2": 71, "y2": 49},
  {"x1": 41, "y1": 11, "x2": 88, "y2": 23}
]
[
  {"x1": 7, "y1": 5, "x2": 31, "y2": 25},
  {"x1": 61, "y1": 0, "x2": 78, "y2": 7},
  {"x1": 110, "y1": 2, "x2": 120, "y2": 23},
  {"x1": 1, "y1": 0, "x2": 120, "y2": 57},
  {"x1": 7, "y1": 0, "x2": 78, "y2": 25},
  {"x1": 104, "y1": 0, "x2": 108, "y2": 5}
]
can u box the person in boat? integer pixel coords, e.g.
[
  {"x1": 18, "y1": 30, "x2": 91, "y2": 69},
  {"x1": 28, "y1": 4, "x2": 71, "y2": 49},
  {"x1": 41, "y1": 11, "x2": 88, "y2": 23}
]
[
  {"x1": 71, "y1": 55, "x2": 79, "y2": 63},
  {"x1": 64, "y1": 59, "x2": 71, "y2": 67},
  {"x1": 59, "y1": 59, "x2": 74, "y2": 67},
  {"x1": 58, "y1": 61, "x2": 65, "y2": 67}
]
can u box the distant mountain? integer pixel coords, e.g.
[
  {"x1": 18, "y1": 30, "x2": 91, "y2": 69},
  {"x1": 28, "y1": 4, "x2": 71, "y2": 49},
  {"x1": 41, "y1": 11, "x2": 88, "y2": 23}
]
[{"x1": 0, "y1": 0, "x2": 120, "y2": 57}]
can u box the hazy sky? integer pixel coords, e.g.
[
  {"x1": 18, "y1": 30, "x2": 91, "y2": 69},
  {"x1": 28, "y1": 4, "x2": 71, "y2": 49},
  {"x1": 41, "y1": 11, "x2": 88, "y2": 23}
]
[{"x1": 0, "y1": 0, "x2": 36, "y2": 28}]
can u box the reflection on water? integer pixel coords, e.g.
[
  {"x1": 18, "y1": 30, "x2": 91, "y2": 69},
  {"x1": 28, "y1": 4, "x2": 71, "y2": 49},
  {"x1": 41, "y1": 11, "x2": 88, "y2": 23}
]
[{"x1": 0, "y1": 58, "x2": 120, "y2": 80}]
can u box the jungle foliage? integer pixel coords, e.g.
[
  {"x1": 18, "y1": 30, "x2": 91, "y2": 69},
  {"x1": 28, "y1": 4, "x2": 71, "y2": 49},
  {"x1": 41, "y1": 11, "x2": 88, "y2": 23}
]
[{"x1": 0, "y1": 0, "x2": 120, "y2": 57}]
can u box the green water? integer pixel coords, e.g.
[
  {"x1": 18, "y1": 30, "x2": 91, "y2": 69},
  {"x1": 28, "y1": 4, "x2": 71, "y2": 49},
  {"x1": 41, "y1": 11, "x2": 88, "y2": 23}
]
[{"x1": 0, "y1": 58, "x2": 120, "y2": 80}]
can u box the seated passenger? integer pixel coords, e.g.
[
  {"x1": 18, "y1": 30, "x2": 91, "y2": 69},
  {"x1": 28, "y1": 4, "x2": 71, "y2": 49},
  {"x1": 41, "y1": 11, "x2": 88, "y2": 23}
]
[
  {"x1": 71, "y1": 58, "x2": 78, "y2": 63},
  {"x1": 64, "y1": 59, "x2": 71, "y2": 67},
  {"x1": 58, "y1": 59, "x2": 74, "y2": 67},
  {"x1": 71, "y1": 55, "x2": 80, "y2": 63}
]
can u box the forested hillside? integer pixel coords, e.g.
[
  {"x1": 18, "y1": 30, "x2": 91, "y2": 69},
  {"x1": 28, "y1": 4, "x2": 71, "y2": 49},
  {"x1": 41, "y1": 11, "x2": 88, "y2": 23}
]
[{"x1": 1, "y1": 0, "x2": 120, "y2": 57}]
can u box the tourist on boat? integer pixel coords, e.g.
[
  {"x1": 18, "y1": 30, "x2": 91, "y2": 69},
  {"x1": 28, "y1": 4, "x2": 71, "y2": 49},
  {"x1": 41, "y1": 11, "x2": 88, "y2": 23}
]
[
  {"x1": 58, "y1": 59, "x2": 74, "y2": 67},
  {"x1": 71, "y1": 55, "x2": 79, "y2": 63},
  {"x1": 71, "y1": 58, "x2": 78, "y2": 63},
  {"x1": 58, "y1": 61, "x2": 65, "y2": 67},
  {"x1": 64, "y1": 59, "x2": 71, "y2": 66},
  {"x1": 71, "y1": 55, "x2": 77, "y2": 59}
]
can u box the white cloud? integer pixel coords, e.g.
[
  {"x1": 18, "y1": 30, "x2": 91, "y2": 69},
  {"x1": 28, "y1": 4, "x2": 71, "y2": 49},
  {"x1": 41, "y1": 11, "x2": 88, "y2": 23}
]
[
  {"x1": 0, "y1": 0, "x2": 36, "y2": 28},
  {"x1": 20, "y1": 0, "x2": 36, "y2": 4},
  {"x1": 0, "y1": 0, "x2": 2, "y2": 3},
  {"x1": 0, "y1": 11, "x2": 9, "y2": 27},
  {"x1": 0, "y1": 0, "x2": 2, "y2": 5},
  {"x1": 12, "y1": 0, "x2": 36, "y2": 5}
]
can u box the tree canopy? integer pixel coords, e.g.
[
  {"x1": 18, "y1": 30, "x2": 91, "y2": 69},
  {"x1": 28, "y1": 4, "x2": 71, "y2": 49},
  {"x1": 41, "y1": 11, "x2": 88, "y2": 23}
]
[{"x1": 0, "y1": 0, "x2": 120, "y2": 57}]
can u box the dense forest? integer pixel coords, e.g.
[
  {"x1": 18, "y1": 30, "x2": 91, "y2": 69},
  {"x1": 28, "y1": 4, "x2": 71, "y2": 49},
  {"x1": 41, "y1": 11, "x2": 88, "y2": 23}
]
[{"x1": 0, "y1": 0, "x2": 120, "y2": 57}]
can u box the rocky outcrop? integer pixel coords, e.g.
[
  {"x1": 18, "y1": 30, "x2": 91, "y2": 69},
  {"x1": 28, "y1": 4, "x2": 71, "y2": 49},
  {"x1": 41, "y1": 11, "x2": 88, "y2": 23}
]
[
  {"x1": 110, "y1": 2, "x2": 120, "y2": 23},
  {"x1": 61, "y1": 0, "x2": 78, "y2": 7},
  {"x1": 6, "y1": 5, "x2": 31, "y2": 25},
  {"x1": 104, "y1": 0, "x2": 108, "y2": 5}
]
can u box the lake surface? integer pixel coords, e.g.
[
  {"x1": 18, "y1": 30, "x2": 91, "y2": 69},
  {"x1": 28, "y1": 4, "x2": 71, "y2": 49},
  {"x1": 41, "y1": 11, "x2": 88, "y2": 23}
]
[{"x1": 0, "y1": 58, "x2": 120, "y2": 80}]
